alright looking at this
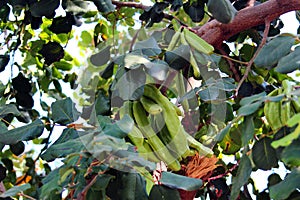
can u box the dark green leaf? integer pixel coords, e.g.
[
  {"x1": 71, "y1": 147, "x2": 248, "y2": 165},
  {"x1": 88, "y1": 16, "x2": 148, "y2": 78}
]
[
  {"x1": 281, "y1": 139, "x2": 300, "y2": 166},
  {"x1": 90, "y1": 45, "x2": 111, "y2": 66},
  {"x1": 91, "y1": 174, "x2": 114, "y2": 190},
  {"x1": 160, "y1": 171, "x2": 202, "y2": 191},
  {"x1": 41, "y1": 138, "x2": 84, "y2": 161},
  {"x1": 54, "y1": 61, "x2": 73, "y2": 71},
  {"x1": 101, "y1": 62, "x2": 114, "y2": 79},
  {"x1": 52, "y1": 128, "x2": 79, "y2": 146},
  {"x1": 106, "y1": 170, "x2": 148, "y2": 200},
  {"x1": 242, "y1": 116, "x2": 254, "y2": 146},
  {"x1": 165, "y1": 45, "x2": 190, "y2": 70},
  {"x1": 0, "y1": 4, "x2": 10, "y2": 22},
  {"x1": 51, "y1": 97, "x2": 80, "y2": 125},
  {"x1": 252, "y1": 137, "x2": 279, "y2": 170},
  {"x1": 199, "y1": 86, "x2": 219, "y2": 101},
  {"x1": 49, "y1": 12, "x2": 75, "y2": 34},
  {"x1": 170, "y1": 0, "x2": 182, "y2": 11},
  {"x1": 254, "y1": 36, "x2": 295, "y2": 69},
  {"x1": 0, "y1": 54, "x2": 10, "y2": 72},
  {"x1": 183, "y1": 1, "x2": 205, "y2": 22},
  {"x1": 0, "y1": 104, "x2": 21, "y2": 117},
  {"x1": 39, "y1": 41, "x2": 64, "y2": 65},
  {"x1": 134, "y1": 37, "x2": 161, "y2": 56},
  {"x1": 275, "y1": 46, "x2": 300, "y2": 73},
  {"x1": 0, "y1": 119, "x2": 44, "y2": 145},
  {"x1": 269, "y1": 168, "x2": 300, "y2": 200},
  {"x1": 92, "y1": 0, "x2": 114, "y2": 13},
  {"x1": 230, "y1": 156, "x2": 252, "y2": 200},
  {"x1": 149, "y1": 185, "x2": 181, "y2": 200},
  {"x1": 9, "y1": 141, "x2": 25, "y2": 156},
  {"x1": 29, "y1": 0, "x2": 60, "y2": 17},
  {"x1": 95, "y1": 90, "x2": 111, "y2": 116}
]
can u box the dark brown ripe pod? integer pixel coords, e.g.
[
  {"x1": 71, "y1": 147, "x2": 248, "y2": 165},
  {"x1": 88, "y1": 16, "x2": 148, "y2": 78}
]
[
  {"x1": 15, "y1": 92, "x2": 34, "y2": 109},
  {"x1": 9, "y1": 141, "x2": 25, "y2": 156},
  {"x1": 0, "y1": 164, "x2": 7, "y2": 181},
  {"x1": 12, "y1": 73, "x2": 32, "y2": 93}
]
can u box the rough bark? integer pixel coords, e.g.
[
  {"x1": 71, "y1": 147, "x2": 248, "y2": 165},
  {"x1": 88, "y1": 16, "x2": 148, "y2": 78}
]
[{"x1": 195, "y1": 0, "x2": 300, "y2": 48}]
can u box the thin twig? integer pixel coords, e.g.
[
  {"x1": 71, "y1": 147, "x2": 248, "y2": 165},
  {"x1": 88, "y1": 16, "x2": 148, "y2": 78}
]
[
  {"x1": 18, "y1": 193, "x2": 36, "y2": 200},
  {"x1": 235, "y1": 19, "x2": 271, "y2": 96},
  {"x1": 216, "y1": 49, "x2": 243, "y2": 82},
  {"x1": 214, "y1": 52, "x2": 249, "y2": 65},
  {"x1": 129, "y1": 27, "x2": 141, "y2": 52},
  {"x1": 208, "y1": 161, "x2": 239, "y2": 181}
]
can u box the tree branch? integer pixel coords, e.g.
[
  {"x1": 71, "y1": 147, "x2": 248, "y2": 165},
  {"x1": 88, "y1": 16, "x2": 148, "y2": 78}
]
[{"x1": 195, "y1": 0, "x2": 300, "y2": 48}]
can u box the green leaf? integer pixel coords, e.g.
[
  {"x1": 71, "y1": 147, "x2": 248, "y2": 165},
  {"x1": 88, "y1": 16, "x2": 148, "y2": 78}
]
[
  {"x1": 29, "y1": 0, "x2": 60, "y2": 17},
  {"x1": 90, "y1": 45, "x2": 111, "y2": 66},
  {"x1": 114, "y1": 66, "x2": 146, "y2": 101},
  {"x1": 215, "y1": 122, "x2": 231, "y2": 142},
  {"x1": 0, "y1": 183, "x2": 31, "y2": 198},
  {"x1": 54, "y1": 61, "x2": 73, "y2": 71},
  {"x1": 0, "y1": 119, "x2": 44, "y2": 145},
  {"x1": 254, "y1": 36, "x2": 295, "y2": 69},
  {"x1": 41, "y1": 168, "x2": 61, "y2": 198},
  {"x1": 51, "y1": 97, "x2": 80, "y2": 125},
  {"x1": 91, "y1": 0, "x2": 114, "y2": 13},
  {"x1": 149, "y1": 185, "x2": 181, "y2": 200},
  {"x1": 242, "y1": 116, "x2": 254, "y2": 146},
  {"x1": 160, "y1": 171, "x2": 203, "y2": 191},
  {"x1": 275, "y1": 46, "x2": 300, "y2": 73},
  {"x1": 281, "y1": 139, "x2": 300, "y2": 166},
  {"x1": 239, "y1": 92, "x2": 266, "y2": 106},
  {"x1": 230, "y1": 156, "x2": 252, "y2": 200},
  {"x1": 269, "y1": 168, "x2": 300, "y2": 200},
  {"x1": 252, "y1": 137, "x2": 279, "y2": 170},
  {"x1": 238, "y1": 101, "x2": 262, "y2": 116},
  {"x1": 0, "y1": 104, "x2": 21, "y2": 117},
  {"x1": 144, "y1": 60, "x2": 169, "y2": 81},
  {"x1": 207, "y1": 0, "x2": 237, "y2": 24}
]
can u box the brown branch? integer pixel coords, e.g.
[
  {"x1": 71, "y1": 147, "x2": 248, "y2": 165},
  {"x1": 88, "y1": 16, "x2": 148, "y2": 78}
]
[
  {"x1": 111, "y1": 0, "x2": 149, "y2": 10},
  {"x1": 217, "y1": 48, "x2": 242, "y2": 82},
  {"x1": 195, "y1": 0, "x2": 300, "y2": 48},
  {"x1": 236, "y1": 19, "x2": 271, "y2": 95}
]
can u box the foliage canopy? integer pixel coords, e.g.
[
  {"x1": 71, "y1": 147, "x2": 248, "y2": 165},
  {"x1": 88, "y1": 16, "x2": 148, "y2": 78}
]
[{"x1": 0, "y1": 0, "x2": 300, "y2": 199}]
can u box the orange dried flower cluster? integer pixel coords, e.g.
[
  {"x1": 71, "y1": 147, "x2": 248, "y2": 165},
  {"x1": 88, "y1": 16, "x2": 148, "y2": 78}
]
[{"x1": 185, "y1": 153, "x2": 219, "y2": 181}]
